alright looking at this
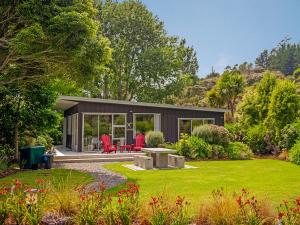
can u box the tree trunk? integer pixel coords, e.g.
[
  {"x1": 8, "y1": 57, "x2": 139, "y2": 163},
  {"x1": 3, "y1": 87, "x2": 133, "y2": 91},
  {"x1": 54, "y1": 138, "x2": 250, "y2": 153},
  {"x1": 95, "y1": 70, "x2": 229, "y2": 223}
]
[
  {"x1": 14, "y1": 97, "x2": 21, "y2": 160},
  {"x1": 14, "y1": 122, "x2": 19, "y2": 160},
  {"x1": 103, "y1": 74, "x2": 108, "y2": 99}
]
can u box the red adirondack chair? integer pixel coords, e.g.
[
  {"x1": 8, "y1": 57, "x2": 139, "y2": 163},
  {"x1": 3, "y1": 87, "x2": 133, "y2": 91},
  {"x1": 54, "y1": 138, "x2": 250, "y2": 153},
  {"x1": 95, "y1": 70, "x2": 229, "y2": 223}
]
[
  {"x1": 131, "y1": 134, "x2": 145, "y2": 152},
  {"x1": 101, "y1": 134, "x2": 117, "y2": 153}
]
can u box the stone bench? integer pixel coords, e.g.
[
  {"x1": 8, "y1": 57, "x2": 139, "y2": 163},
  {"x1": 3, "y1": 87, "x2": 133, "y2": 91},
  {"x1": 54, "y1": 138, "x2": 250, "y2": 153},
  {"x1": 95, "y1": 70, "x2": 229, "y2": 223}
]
[
  {"x1": 168, "y1": 154, "x2": 185, "y2": 168},
  {"x1": 134, "y1": 155, "x2": 153, "y2": 170}
]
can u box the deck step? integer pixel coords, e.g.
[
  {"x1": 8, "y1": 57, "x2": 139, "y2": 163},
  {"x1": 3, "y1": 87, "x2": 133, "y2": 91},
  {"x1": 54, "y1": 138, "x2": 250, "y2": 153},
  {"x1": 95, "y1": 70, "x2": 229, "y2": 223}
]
[
  {"x1": 53, "y1": 156, "x2": 134, "y2": 163},
  {"x1": 54, "y1": 153, "x2": 144, "y2": 160}
]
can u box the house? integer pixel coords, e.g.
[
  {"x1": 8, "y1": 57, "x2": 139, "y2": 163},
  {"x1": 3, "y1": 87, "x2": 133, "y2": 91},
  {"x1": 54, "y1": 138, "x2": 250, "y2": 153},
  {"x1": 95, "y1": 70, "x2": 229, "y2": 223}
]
[{"x1": 56, "y1": 96, "x2": 227, "y2": 152}]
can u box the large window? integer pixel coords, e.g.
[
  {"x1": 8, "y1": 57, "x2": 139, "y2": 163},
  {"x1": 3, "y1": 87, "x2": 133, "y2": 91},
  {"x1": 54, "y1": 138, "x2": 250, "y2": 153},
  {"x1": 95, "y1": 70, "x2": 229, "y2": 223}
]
[
  {"x1": 84, "y1": 115, "x2": 99, "y2": 151},
  {"x1": 83, "y1": 114, "x2": 126, "y2": 151},
  {"x1": 133, "y1": 114, "x2": 160, "y2": 137},
  {"x1": 178, "y1": 118, "x2": 214, "y2": 138}
]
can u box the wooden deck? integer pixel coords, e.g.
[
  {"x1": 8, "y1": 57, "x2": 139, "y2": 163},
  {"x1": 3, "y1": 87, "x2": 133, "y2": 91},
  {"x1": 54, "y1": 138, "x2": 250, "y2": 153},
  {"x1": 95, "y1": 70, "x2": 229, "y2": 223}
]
[{"x1": 53, "y1": 145, "x2": 145, "y2": 163}]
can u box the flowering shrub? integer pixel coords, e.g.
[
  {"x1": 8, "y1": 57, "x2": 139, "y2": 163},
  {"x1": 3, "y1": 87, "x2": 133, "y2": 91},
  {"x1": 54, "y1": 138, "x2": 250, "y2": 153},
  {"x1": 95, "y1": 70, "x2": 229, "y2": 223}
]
[
  {"x1": 277, "y1": 197, "x2": 300, "y2": 224},
  {"x1": 114, "y1": 182, "x2": 140, "y2": 225},
  {"x1": 74, "y1": 182, "x2": 109, "y2": 225},
  {"x1": 0, "y1": 179, "x2": 47, "y2": 225},
  {"x1": 235, "y1": 188, "x2": 274, "y2": 224},
  {"x1": 192, "y1": 124, "x2": 230, "y2": 146},
  {"x1": 75, "y1": 182, "x2": 140, "y2": 225},
  {"x1": 146, "y1": 194, "x2": 191, "y2": 225}
]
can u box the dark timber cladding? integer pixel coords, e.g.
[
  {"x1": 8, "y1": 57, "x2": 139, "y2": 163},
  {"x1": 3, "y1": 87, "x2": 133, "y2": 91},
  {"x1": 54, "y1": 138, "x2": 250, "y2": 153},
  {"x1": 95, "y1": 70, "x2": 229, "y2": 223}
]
[{"x1": 59, "y1": 96, "x2": 226, "y2": 152}]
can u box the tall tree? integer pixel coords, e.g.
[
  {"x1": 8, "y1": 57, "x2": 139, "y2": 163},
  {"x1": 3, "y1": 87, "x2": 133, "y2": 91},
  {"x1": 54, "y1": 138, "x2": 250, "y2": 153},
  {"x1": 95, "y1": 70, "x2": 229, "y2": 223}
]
[
  {"x1": 0, "y1": 0, "x2": 111, "y2": 158},
  {"x1": 207, "y1": 70, "x2": 245, "y2": 118},
  {"x1": 255, "y1": 49, "x2": 271, "y2": 69},
  {"x1": 94, "y1": 0, "x2": 198, "y2": 102},
  {"x1": 0, "y1": 0, "x2": 111, "y2": 85}
]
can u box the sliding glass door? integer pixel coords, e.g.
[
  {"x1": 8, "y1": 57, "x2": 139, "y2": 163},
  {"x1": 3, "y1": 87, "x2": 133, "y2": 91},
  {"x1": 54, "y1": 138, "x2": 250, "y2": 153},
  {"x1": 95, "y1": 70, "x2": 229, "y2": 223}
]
[{"x1": 83, "y1": 114, "x2": 126, "y2": 151}]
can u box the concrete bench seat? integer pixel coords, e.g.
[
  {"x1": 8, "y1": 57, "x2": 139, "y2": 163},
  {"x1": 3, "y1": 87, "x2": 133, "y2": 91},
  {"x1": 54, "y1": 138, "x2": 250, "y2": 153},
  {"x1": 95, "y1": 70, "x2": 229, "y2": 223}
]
[
  {"x1": 168, "y1": 154, "x2": 185, "y2": 168},
  {"x1": 134, "y1": 155, "x2": 153, "y2": 170}
]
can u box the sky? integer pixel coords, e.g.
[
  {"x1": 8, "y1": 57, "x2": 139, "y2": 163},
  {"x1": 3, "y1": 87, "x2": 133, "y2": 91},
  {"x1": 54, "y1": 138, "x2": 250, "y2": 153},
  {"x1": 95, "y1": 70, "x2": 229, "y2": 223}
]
[{"x1": 140, "y1": 0, "x2": 300, "y2": 77}]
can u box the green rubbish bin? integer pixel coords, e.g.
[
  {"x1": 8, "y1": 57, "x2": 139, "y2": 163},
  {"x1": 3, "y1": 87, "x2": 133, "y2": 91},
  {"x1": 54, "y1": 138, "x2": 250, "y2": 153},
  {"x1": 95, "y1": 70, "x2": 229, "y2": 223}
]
[{"x1": 19, "y1": 146, "x2": 45, "y2": 169}]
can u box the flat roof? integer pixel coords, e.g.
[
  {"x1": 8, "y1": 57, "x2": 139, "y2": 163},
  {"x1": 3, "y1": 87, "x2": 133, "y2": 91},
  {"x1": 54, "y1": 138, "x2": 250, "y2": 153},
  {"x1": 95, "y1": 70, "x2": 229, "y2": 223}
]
[{"x1": 55, "y1": 96, "x2": 228, "y2": 113}]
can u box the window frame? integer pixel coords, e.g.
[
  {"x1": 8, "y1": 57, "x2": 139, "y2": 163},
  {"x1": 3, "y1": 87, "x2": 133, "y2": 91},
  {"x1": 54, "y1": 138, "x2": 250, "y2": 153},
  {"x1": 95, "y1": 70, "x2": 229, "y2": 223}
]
[
  {"x1": 82, "y1": 113, "x2": 127, "y2": 151},
  {"x1": 133, "y1": 113, "x2": 161, "y2": 137},
  {"x1": 177, "y1": 118, "x2": 215, "y2": 139}
]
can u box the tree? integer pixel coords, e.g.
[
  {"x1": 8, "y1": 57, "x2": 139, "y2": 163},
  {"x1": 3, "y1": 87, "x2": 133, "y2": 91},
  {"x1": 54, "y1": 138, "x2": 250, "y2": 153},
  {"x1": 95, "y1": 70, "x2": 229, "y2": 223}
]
[
  {"x1": 207, "y1": 70, "x2": 245, "y2": 118},
  {"x1": 255, "y1": 49, "x2": 271, "y2": 69},
  {"x1": 0, "y1": 0, "x2": 111, "y2": 158},
  {"x1": 0, "y1": 83, "x2": 60, "y2": 159},
  {"x1": 237, "y1": 71, "x2": 278, "y2": 126},
  {"x1": 256, "y1": 71, "x2": 277, "y2": 121},
  {"x1": 266, "y1": 80, "x2": 299, "y2": 139},
  {"x1": 0, "y1": 0, "x2": 111, "y2": 85},
  {"x1": 94, "y1": 0, "x2": 198, "y2": 102}
]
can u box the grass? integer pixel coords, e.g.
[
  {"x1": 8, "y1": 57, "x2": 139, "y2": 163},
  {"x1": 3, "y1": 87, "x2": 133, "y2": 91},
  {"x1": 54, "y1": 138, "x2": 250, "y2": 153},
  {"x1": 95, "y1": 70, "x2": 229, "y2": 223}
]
[
  {"x1": 105, "y1": 159, "x2": 300, "y2": 207},
  {"x1": 0, "y1": 168, "x2": 94, "y2": 189}
]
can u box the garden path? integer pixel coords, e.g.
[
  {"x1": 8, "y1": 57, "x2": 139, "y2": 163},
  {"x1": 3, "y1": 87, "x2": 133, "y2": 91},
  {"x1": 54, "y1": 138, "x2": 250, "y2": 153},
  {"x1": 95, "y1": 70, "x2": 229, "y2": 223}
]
[{"x1": 56, "y1": 162, "x2": 126, "y2": 190}]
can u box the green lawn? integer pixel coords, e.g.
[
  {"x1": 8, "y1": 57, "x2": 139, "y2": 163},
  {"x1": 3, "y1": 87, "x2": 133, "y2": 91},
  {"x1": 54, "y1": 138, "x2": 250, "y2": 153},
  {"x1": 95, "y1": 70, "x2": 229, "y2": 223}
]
[
  {"x1": 105, "y1": 159, "x2": 300, "y2": 206},
  {"x1": 0, "y1": 168, "x2": 94, "y2": 189}
]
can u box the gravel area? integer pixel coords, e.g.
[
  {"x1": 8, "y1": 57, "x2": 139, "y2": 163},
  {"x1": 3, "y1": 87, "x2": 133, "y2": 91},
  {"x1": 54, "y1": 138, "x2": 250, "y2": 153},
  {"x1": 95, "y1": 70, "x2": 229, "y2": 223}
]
[{"x1": 56, "y1": 162, "x2": 127, "y2": 190}]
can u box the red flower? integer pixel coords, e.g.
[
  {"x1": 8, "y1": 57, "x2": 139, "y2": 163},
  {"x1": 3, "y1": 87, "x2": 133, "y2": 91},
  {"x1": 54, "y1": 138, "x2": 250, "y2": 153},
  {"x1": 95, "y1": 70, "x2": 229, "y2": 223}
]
[
  {"x1": 118, "y1": 198, "x2": 123, "y2": 204},
  {"x1": 296, "y1": 197, "x2": 300, "y2": 206},
  {"x1": 278, "y1": 212, "x2": 285, "y2": 219},
  {"x1": 35, "y1": 179, "x2": 45, "y2": 184},
  {"x1": 80, "y1": 194, "x2": 86, "y2": 201},
  {"x1": 151, "y1": 197, "x2": 158, "y2": 205},
  {"x1": 0, "y1": 189, "x2": 7, "y2": 195},
  {"x1": 236, "y1": 196, "x2": 242, "y2": 206},
  {"x1": 38, "y1": 188, "x2": 46, "y2": 193},
  {"x1": 13, "y1": 179, "x2": 22, "y2": 188}
]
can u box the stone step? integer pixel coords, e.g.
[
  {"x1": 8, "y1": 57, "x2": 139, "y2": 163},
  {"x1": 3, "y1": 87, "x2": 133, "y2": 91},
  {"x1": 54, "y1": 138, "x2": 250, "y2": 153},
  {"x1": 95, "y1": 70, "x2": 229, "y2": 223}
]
[{"x1": 53, "y1": 156, "x2": 134, "y2": 163}]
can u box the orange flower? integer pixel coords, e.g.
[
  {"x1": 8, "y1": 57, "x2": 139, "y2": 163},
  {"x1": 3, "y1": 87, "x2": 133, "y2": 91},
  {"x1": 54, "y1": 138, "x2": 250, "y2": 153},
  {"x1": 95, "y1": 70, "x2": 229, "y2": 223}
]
[
  {"x1": 35, "y1": 178, "x2": 45, "y2": 184},
  {"x1": 278, "y1": 212, "x2": 285, "y2": 219}
]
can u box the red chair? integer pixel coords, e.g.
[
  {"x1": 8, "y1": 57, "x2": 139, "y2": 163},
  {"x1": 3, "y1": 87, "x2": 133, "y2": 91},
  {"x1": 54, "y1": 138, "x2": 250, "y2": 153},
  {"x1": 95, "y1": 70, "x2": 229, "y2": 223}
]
[
  {"x1": 101, "y1": 135, "x2": 117, "y2": 153},
  {"x1": 131, "y1": 134, "x2": 145, "y2": 152}
]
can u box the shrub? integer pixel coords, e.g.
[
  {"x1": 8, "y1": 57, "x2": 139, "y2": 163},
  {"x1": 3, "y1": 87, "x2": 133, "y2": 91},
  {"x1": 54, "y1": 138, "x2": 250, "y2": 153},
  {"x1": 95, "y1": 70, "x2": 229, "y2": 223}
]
[
  {"x1": 225, "y1": 123, "x2": 244, "y2": 141},
  {"x1": 145, "y1": 131, "x2": 165, "y2": 148},
  {"x1": 277, "y1": 197, "x2": 300, "y2": 224},
  {"x1": 145, "y1": 194, "x2": 191, "y2": 225},
  {"x1": 187, "y1": 136, "x2": 212, "y2": 159},
  {"x1": 211, "y1": 144, "x2": 227, "y2": 159},
  {"x1": 192, "y1": 124, "x2": 230, "y2": 146},
  {"x1": 176, "y1": 134, "x2": 191, "y2": 157},
  {"x1": 0, "y1": 144, "x2": 15, "y2": 168},
  {"x1": 245, "y1": 124, "x2": 269, "y2": 154},
  {"x1": 47, "y1": 180, "x2": 80, "y2": 216},
  {"x1": 36, "y1": 134, "x2": 53, "y2": 150},
  {"x1": 279, "y1": 124, "x2": 299, "y2": 150},
  {"x1": 196, "y1": 188, "x2": 275, "y2": 225},
  {"x1": 289, "y1": 140, "x2": 300, "y2": 165},
  {"x1": 0, "y1": 179, "x2": 47, "y2": 225},
  {"x1": 226, "y1": 142, "x2": 253, "y2": 160}
]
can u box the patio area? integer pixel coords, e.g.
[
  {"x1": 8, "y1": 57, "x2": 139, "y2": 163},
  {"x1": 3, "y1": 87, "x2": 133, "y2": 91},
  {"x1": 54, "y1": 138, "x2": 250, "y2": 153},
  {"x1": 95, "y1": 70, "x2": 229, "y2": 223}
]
[{"x1": 53, "y1": 145, "x2": 145, "y2": 163}]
